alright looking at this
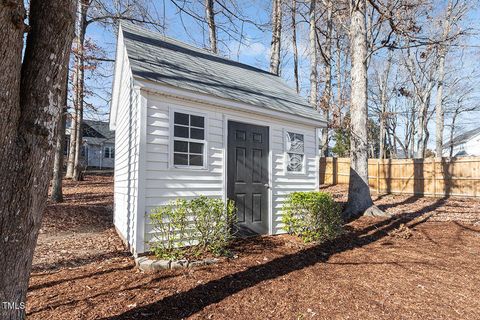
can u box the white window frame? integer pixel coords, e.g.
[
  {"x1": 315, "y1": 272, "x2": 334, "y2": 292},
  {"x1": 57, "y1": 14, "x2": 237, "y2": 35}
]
[
  {"x1": 169, "y1": 108, "x2": 208, "y2": 170},
  {"x1": 284, "y1": 130, "x2": 306, "y2": 175},
  {"x1": 104, "y1": 146, "x2": 115, "y2": 159}
]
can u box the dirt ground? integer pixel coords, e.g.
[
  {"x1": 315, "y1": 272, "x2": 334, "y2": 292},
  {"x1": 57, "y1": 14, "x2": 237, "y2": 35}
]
[{"x1": 27, "y1": 175, "x2": 480, "y2": 320}]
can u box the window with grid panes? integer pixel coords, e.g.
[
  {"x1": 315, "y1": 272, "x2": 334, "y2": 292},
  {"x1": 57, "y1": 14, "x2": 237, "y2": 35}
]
[{"x1": 172, "y1": 112, "x2": 205, "y2": 167}]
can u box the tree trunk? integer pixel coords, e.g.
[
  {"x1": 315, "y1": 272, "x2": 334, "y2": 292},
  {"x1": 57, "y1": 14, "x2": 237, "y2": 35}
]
[
  {"x1": 309, "y1": 0, "x2": 317, "y2": 109},
  {"x1": 65, "y1": 74, "x2": 77, "y2": 178},
  {"x1": 291, "y1": 0, "x2": 299, "y2": 93},
  {"x1": 435, "y1": 0, "x2": 453, "y2": 157},
  {"x1": 344, "y1": 0, "x2": 385, "y2": 220},
  {"x1": 51, "y1": 102, "x2": 68, "y2": 203},
  {"x1": 435, "y1": 53, "x2": 446, "y2": 157},
  {"x1": 378, "y1": 53, "x2": 392, "y2": 159},
  {"x1": 334, "y1": 34, "x2": 343, "y2": 126},
  {"x1": 449, "y1": 111, "x2": 457, "y2": 158},
  {"x1": 72, "y1": 0, "x2": 89, "y2": 181},
  {"x1": 320, "y1": 0, "x2": 333, "y2": 156},
  {"x1": 269, "y1": 0, "x2": 282, "y2": 75},
  {"x1": 205, "y1": 0, "x2": 217, "y2": 53},
  {"x1": 0, "y1": 1, "x2": 75, "y2": 319},
  {"x1": 415, "y1": 91, "x2": 431, "y2": 158}
]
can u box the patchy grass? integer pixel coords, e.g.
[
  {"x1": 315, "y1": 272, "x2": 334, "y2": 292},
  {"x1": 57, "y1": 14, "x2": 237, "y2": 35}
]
[{"x1": 27, "y1": 178, "x2": 480, "y2": 319}]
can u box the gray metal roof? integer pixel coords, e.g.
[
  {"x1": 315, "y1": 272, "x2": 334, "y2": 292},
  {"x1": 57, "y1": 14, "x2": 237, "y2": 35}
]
[{"x1": 120, "y1": 22, "x2": 324, "y2": 122}]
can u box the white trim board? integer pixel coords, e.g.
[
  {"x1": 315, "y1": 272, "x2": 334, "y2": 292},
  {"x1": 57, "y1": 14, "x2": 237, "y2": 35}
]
[{"x1": 135, "y1": 78, "x2": 327, "y2": 128}]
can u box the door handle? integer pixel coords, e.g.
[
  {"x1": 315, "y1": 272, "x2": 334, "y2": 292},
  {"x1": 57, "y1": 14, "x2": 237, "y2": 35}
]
[{"x1": 264, "y1": 183, "x2": 269, "y2": 188}]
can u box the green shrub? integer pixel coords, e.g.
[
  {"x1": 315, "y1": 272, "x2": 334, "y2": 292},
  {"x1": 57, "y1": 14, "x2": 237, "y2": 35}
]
[
  {"x1": 281, "y1": 191, "x2": 343, "y2": 243},
  {"x1": 191, "y1": 197, "x2": 237, "y2": 256},
  {"x1": 149, "y1": 197, "x2": 236, "y2": 260},
  {"x1": 149, "y1": 199, "x2": 190, "y2": 260}
]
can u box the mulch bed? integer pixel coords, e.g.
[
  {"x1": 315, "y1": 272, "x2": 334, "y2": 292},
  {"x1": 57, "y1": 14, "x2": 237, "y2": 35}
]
[{"x1": 27, "y1": 177, "x2": 480, "y2": 319}]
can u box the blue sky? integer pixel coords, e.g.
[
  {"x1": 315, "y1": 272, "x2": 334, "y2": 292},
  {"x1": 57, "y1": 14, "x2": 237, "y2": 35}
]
[
  {"x1": 84, "y1": 0, "x2": 313, "y2": 120},
  {"x1": 84, "y1": 1, "x2": 480, "y2": 145}
]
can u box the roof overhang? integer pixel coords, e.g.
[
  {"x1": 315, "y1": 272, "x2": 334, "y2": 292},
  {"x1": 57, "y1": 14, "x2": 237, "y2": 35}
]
[{"x1": 134, "y1": 77, "x2": 327, "y2": 128}]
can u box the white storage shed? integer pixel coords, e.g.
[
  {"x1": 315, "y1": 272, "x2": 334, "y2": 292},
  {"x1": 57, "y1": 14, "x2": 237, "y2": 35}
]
[{"x1": 110, "y1": 22, "x2": 326, "y2": 255}]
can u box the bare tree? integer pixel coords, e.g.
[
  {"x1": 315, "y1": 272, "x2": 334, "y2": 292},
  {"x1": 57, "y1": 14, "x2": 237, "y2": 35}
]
[
  {"x1": 375, "y1": 50, "x2": 393, "y2": 159},
  {"x1": 403, "y1": 45, "x2": 436, "y2": 158},
  {"x1": 270, "y1": 0, "x2": 282, "y2": 75},
  {"x1": 66, "y1": 0, "x2": 90, "y2": 180},
  {"x1": 291, "y1": 0, "x2": 299, "y2": 93},
  {"x1": 319, "y1": 0, "x2": 333, "y2": 156},
  {"x1": 309, "y1": 0, "x2": 318, "y2": 108},
  {"x1": 443, "y1": 73, "x2": 480, "y2": 157},
  {"x1": 51, "y1": 84, "x2": 69, "y2": 203},
  {"x1": 205, "y1": 0, "x2": 218, "y2": 53},
  {"x1": 435, "y1": 0, "x2": 467, "y2": 157},
  {"x1": 0, "y1": 1, "x2": 76, "y2": 319},
  {"x1": 66, "y1": 0, "x2": 165, "y2": 180},
  {"x1": 72, "y1": 0, "x2": 90, "y2": 181},
  {"x1": 344, "y1": 0, "x2": 385, "y2": 219}
]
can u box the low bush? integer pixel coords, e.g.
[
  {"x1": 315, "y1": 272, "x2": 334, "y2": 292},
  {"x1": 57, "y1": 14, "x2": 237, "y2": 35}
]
[
  {"x1": 149, "y1": 197, "x2": 236, "y2": 260},
  {"x1": 281, "y1": 191, "x2": 343, "y2": 243}
]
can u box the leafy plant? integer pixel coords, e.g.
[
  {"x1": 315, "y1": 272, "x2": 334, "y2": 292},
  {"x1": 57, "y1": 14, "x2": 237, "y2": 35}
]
[
  {"x1": 149, "y1": 197, "x2": 237, "y2": 260},
  {"x1": 149, "y1": 199, "x2": 190, "y2": 260},
  {"x1": 191, "y1": 196, "x2": 237, "y2": 256},
  {"x1": 282, "y1": 191, "x2": 343, "y2": 243}
]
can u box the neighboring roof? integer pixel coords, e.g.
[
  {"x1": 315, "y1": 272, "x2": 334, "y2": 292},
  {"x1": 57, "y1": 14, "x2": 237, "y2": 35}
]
[
  {"x1": 83, "y1": 120, "x2": 115, "y2": 145},
  {"x1": 444, "y1": 127, "x2": 480, "y2": 148},
  {"x1": 65, "y1": 120, "x2": 115, "y2": 145},
  {"x1": 120, "y1": 22, "x2": 324, "y2": 123}
]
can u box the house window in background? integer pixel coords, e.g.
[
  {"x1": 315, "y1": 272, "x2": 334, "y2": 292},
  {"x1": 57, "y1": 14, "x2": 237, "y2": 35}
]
[
  {"x1": 173, "y1": 112, "x2": 205, "y2": 167},
  {"x1": 285, "y1": 131, "x2": 304, "y2": 173},
  {"x1": 104, "y1": 146, "x2": 115, "y2": 159}
]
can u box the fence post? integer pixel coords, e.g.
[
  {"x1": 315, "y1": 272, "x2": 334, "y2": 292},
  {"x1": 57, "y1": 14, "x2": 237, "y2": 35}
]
[
  {"x1": 432, "y1": 158, "x2": 436, "y2": 198},
  {"x1": 377, "y1": 159, "x2": 380, "y2": 195}
]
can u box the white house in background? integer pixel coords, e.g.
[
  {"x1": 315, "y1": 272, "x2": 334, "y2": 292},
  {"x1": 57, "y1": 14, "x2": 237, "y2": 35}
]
[
  {"x1": 443, "y1": 127, "x2": 480, "y2": 157},
  {"x1": 109, "y1": 22, "x2": 326, "y2": 256},
  {"x1": 65, "y1": 119, "x2": 115, "y2": 169}
]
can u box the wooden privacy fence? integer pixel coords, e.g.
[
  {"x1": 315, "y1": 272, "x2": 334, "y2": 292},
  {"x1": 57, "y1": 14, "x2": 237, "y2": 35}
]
[{"x1": 319, "y1": 157, "x2": 480, "y2": 198}]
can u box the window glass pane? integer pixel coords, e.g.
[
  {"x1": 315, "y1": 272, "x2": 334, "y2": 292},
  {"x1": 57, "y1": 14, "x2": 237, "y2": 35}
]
[
  {"x1": 111, "y1": 148, "x2": 114, "y2": 158},
  {"x1": 174, "y1": 112, "x2": 189, "y2": 125},
  {"x1": 104, "y1": 148, "x2": 109, "y2": 158},
  {"x1": 174, "y1": 153, "x2": 188, "y2": 165},
  {"x1": 189, "y1": 154, "x2": 203, "y2": 166},
  {"x1": 174, "y1": 140, "x2": 188, "y2": 153},
  {"x1": 287, "y1": 153, "x2": 303, "y2": 172},
  {"x1": 189, "y1": 142, "x2": 203, "y2": 154},
  {"x1": 286, "y1": 132, "x2": 304, "y2": 153},
  {"x1": 174, "y1": 125, "x2": 189, "y2": 138},
  {"x1": 190, "y1": 128, "x2": 204, "y2": 140},
  {"x1": 190, "y1": 115, "x2": 204, "y2": 128}
]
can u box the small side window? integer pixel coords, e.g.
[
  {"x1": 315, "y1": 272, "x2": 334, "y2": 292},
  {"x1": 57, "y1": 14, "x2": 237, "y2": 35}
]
[
  {"x1": 285, "y1": 131, "x2": 304, "y2": 173},
  {"x1": 172, "y1": 112, "x2": 205, "y2": 168}
]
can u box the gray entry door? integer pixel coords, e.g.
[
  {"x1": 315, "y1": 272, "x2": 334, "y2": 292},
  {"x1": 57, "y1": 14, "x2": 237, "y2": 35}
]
[{"x1": 227, "y1": 121, "x2": 269, "y2": 235}]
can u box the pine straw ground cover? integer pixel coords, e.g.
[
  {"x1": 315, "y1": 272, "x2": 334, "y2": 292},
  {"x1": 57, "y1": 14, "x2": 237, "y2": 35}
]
[{"x1": 27, "y1": 175, "x2": 480, "y2": 320}]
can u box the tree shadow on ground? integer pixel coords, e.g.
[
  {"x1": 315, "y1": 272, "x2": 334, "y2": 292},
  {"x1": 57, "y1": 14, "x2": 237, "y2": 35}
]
[
  {"x1": 29, "y1": 264, "x2": 134, "y2": 291},
  {"x1": 101, "y1": 198, "x2": 447, "y2": 320},
  {"x1": 31, "y1": 250, "x2": 131, "y2": 273},
  {"x1": 27, "y1": 272, "x2": 176, "y2": 316}
]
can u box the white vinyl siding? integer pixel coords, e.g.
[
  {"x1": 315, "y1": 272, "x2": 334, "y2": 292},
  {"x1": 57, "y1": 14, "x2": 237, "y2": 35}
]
[
  {"x1": 110, "y1": 31, "x2": 142, "y2": 254},
  {"x1": 142, "y1": 91, "x2": 318, "y2": 249},
  {"x1": 271, "y1": 125, "x2": 317, "y2": 234}
]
